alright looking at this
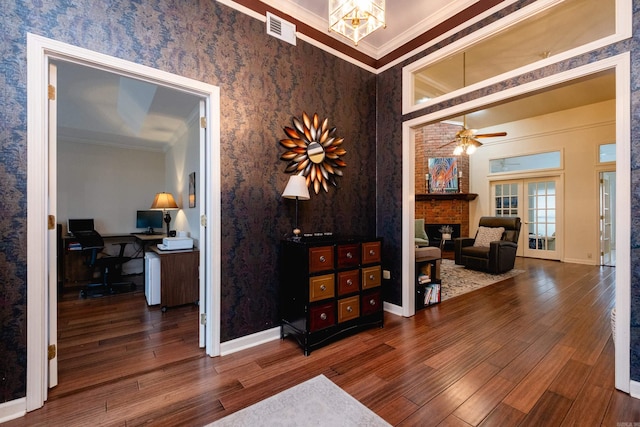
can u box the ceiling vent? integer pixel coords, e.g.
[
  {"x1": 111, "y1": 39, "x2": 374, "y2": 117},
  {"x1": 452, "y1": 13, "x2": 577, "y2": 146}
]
[{"x1": 266, "y1": 12, "x2": 296, "y2": 46}]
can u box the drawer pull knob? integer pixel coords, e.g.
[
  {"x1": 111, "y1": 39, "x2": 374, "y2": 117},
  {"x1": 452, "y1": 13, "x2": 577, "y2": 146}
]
[
  {"x1": 320, "y1": 313, "x2": 327, "y2": 320},
  {"x1": 369, "y1": 274, "x2": 375, "y2": 280},
  {"x1": 320, "y1": 285, "x2": 326, "y2": 291},
  {"x1": 347, "y1": 306, "x2": 353, "y2": 312},
  {"x1": 347, "y1": 252, "x2": 353, "y2": 258},
  {"x1": 369, "y1": 299, "x2": 376, "y2": 306},
  {"x1": 369, "y1": 249, "x2": 376, "y2": 256},
  {"x1": 319, "y1": 256, "x2": 326, "y2": 263},
  {"x1": 346, "y1": 279, "x2": 353, "y2": 286}
]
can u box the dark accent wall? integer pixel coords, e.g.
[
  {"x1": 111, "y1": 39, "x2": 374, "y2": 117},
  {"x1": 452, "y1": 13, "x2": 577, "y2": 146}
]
[{"x1": 0, "y1": 1, "x2": 375, "y2": 401}]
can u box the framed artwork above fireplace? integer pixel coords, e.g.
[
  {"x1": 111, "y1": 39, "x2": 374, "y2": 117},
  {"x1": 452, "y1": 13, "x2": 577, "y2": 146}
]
[{"x1": 428, "y1": 157, "x2": 459, "y2": 193}]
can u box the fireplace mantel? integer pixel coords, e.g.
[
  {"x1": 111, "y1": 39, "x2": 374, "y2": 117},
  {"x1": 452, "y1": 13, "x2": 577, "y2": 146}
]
[{"x1": 416, "y1": 193, "x2": 478, "y2": 201}]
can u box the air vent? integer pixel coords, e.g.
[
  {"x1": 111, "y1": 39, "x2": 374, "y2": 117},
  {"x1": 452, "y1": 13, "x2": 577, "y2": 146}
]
[{"x1": 266, "y1": 12, "x2": 296, "y2": 46}]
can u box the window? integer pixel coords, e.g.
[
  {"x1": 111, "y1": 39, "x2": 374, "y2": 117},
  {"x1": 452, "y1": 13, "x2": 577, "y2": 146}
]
[
  {"x1": 599, "y1": 143, "x2": 616, "y2": 163},
  {"x1": 403, "y1": 0, "x2": 628, "y2": 113},
  {"x1": 490, "y1": 151, "x2": 561, "y2": 174},
  {"x1": 494, "y1": 183, "x2": 519, "y2": 217}
]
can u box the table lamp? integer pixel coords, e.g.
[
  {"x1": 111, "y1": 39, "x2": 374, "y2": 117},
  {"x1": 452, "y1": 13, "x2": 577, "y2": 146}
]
[
  {"x1": 150, "y1": 192, "x2": 179, "y2": 236},
  {"x1": 282, "y1": 175, "x2": 310, "y2": 238}
]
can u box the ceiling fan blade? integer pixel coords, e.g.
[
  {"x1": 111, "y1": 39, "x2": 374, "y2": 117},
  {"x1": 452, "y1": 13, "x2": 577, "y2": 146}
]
[
  {"x1": 470, "y1": 138, "x2": 484, "y2": 147},
  {"x1": 474, "y1": 132, "x2": 507, "y2": 138}
]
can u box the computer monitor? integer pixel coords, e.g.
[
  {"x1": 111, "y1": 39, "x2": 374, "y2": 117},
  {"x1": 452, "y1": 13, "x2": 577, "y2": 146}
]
[
  {"x1": 136, "y1": 210, "x2": 163, "y2": 234},
  {"x1": 68, "y1": 218, "x2": 95, "y2": 234}
]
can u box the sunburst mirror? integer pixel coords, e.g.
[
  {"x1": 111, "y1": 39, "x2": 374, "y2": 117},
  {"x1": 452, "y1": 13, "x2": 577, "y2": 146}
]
[{"x1": 279, "y1": 112, "x2": 346, "y2": 194}]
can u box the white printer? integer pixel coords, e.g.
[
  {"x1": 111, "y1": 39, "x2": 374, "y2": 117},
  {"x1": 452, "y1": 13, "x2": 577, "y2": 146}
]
[{"x1": 157, "y1": 236, "x2": 193, "y2": 251}]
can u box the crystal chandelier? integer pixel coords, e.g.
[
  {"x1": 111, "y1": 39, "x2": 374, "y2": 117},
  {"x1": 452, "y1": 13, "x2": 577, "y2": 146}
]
[{"x1": 328, "y1": 0, "x2": 386, "y2": 46}]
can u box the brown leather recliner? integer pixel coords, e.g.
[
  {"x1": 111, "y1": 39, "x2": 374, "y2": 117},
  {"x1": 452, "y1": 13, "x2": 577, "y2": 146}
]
[{"x1": 454, "y1": 216, "x2": 521, "y2": 274}]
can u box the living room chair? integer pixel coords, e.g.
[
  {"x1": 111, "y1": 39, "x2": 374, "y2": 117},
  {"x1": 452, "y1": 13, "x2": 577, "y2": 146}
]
[
  {"x1": 454, "y1": 216, "x2": 521, "y2": 274},
  {"x1": 75, "y1": 231, "x2": 134, "y2": 298},
  {"x1": 415, "y1": 218, "x2": 430, "y2": 247}
]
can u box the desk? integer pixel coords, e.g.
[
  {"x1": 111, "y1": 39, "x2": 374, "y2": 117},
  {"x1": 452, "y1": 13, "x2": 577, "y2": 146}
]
[
  {"x1": 149, "y1": 246, "x2": 199, "y2": 311},
  {"x1": 133, "y1": 233, "x2": 166, "y2": 275},
  {"x1": 60, "y1": 233, "x2": 135, "y2": 285}
]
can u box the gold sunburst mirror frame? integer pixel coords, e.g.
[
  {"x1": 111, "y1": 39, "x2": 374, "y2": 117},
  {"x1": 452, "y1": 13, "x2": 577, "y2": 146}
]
[{"x1": 279, "y1": 112, "x2": 346, "y2": 194}]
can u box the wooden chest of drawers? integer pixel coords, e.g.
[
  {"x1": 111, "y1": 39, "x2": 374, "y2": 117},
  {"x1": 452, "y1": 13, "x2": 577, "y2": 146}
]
[{"x1": 280, "y1": 236, "x2": 383, "y2": 355}]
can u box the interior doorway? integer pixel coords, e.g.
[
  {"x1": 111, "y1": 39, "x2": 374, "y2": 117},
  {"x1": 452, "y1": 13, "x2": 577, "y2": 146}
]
[
  {"x1": 402, "y1": 55, "x2": 631, "y2": 393},
  {"x1": 26, "y1": 33, "x2": 221, "y2": 411}
]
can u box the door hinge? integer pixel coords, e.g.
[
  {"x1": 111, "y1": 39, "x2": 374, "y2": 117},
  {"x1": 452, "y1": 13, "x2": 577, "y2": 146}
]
[
  {"x1": 48, "y1": 84, "x2": 56, "y2": 100},
  {"x1": 200, "y1": 117, "x2": 207, "y2": 128},
  {"x1": 200, "y1": 313, "x2": 206, "y2": 325},
  {"x1": 200, "y1": 215, "x2": 207, "y2": 227},
  {"x1": 48, "y1": 215, "x2": 56, "y2": 230},
  {"x1": 48, "y1": 344, "x2": 56, "y2": 360}
]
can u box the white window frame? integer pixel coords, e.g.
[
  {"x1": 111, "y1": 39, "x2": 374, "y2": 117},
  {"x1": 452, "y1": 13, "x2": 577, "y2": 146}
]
[{"x1": 402, "y1": 0, "x2": 632, "y2": 115}]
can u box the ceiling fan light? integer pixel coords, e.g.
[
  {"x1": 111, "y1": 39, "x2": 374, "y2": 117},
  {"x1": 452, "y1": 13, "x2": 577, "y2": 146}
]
[
  {"x1": 453, "y1": 145, "x2": 464, "y2": 156},
  {"x1": 328, "y1": 0, "x2": 385, "y2": 45},
  {"x1": 466, "y1": 144, "x2": 476, "y2": 155}
]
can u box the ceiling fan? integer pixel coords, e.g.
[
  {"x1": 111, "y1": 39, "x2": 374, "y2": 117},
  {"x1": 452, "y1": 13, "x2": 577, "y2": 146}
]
[
  {"x1": 441, "y1": 125, "x2": 507, "y2": 155},
  {"x1": 440, "y1": 51, "x2": 507, "y2": 155}
]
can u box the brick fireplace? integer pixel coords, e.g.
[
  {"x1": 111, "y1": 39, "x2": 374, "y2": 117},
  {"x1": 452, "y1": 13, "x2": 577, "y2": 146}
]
[{"x1": 415, "y1": 122, "x2": 472, "y2": 239}]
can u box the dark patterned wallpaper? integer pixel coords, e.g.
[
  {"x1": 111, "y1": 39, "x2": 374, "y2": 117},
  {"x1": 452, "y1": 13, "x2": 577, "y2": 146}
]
[
  {"x1": 2, "y1": 0, "x2": 640, "y2": 405},
  {"x1": 0, "y1": 1, "x2": 376, "y2": 401}
]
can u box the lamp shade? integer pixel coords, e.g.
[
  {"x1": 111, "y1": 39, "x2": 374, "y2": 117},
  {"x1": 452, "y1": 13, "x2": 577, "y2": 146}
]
[
  {"x1": 150, "y1": 192, "x2": 179, "y2": 210},
  {"x1": 282, "y1": 175, "x2": 310, "y2": 200}
]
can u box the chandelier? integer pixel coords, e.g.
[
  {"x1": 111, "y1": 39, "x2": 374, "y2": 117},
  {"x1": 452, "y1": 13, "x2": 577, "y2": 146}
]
[{"x1": 328, "y1": 0, "x2": 386, "y2": 46}]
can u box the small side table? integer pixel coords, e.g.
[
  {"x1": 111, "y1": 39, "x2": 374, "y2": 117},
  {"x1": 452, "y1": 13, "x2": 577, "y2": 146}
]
[{"x1": 439, "y1": 233, "x2": 452, "y2": 250}]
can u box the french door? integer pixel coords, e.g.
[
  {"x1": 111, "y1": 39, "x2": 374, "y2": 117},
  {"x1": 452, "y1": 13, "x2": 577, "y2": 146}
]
[
  {"x1": 600, "y1": 171, "x2": 616, "y2": 266},
  {"x1": 492, "y1": 177, "x2": 561, "y2": 260}
]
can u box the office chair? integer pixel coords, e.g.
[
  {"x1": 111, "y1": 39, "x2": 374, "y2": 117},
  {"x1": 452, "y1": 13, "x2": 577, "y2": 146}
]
[{"x1": 74, "y1": 230, "x2": 135, "y2": 298}]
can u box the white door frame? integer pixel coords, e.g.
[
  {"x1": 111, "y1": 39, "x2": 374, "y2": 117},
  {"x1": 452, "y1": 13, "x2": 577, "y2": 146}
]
[
  {"x1": 402, "y1": 54, "x2": 631, "y2": 393},
  {"x1": 26, "y1": 33, "x2": 222, "y2": 411}
]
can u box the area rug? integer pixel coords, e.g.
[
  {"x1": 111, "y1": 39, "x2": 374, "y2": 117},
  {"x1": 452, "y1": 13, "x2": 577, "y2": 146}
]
[
  {"x1": 440, "y1": 259, "x2": 524, "y2": 301},
  {"x1": 207, "y1": 375, "x2": 390, "y2": 427}
]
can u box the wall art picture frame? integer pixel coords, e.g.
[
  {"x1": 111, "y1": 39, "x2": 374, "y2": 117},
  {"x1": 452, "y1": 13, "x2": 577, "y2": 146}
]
[
  {"x1": 189, "y1": 172, "x2": 196, "y2": 208},
  {"x1": 428, "y1": 157, "x2": 459, "y2": 193}
]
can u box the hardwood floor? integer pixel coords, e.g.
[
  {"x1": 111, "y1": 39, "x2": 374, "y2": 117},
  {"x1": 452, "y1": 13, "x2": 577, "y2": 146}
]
[{"x1": 6, "y1": 258, "x2": 640, "y2": 426}]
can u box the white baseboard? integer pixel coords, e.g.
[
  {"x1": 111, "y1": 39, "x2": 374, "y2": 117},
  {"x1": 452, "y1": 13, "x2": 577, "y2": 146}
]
[
  {"x1": 630, "y1": 380, "x2": 640, "y2": 399},
  {"x1": 219, "y1": 326, "x2": 281, "y2": 356},
  {"x1": 218, "y1": 307, "x2": 405, "y2": 356},
  {"x1": 562, "y1": 257, "x2": 598, "y2": 265},
  {"x1": 0, "y1": 398, "x2": 25, "y2": 423},
  {"x1": 383, "y1": 302, "x2": 403, "y2": 316}
]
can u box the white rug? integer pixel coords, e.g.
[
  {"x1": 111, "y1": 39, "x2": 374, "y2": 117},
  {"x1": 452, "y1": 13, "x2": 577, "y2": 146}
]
[
  {"x1": 440, "y1": 259, "x2": 524, "y2": 301},
  {"x1": 207, "y1": 375, "x2": 390, "y2": 427}
]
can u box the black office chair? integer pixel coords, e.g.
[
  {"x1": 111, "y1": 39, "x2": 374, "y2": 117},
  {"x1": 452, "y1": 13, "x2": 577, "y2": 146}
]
[{"x1": 74, "y1": 230, "x2": 135, "y2": 298}]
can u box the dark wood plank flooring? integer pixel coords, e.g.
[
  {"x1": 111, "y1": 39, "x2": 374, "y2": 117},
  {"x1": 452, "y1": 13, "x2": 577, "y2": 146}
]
[{"x1": 6, "y1": 258, "x2": 640, "y2": 426}]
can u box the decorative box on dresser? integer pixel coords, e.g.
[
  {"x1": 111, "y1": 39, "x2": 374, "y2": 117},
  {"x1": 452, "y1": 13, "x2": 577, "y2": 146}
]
[{"x1": 280, "y1": 236, "x2": 384, "y2": 355}]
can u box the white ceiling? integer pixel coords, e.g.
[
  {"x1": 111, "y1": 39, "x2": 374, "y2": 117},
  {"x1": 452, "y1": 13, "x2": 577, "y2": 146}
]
[
  {"x1": 261, "y1": 0, "x2": 478, "y2": 58},
  {"x1": 55, "y1": 1, "x2": 615, "y2": 150},
  {"x1": 56, "y1": 61, "x2": 201, "y2": 151}
]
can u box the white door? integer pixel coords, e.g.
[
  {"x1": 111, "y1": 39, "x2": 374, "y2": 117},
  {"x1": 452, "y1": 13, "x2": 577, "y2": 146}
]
[
  {"x1": 48, "y1": 62, "x2": 59, "y2": 389},
  {"x1": 198, "y1": 100, "x2": 206, "y2": 347},
  {"x1": 600, "y1": 171, "x2": 615, "y2": 266},
  {"x1": 492, "y1": 178, "x2": 561, "y2": 260},
  {"x1": 523, "y1": 179, "x2": 560, "y2": 260}
]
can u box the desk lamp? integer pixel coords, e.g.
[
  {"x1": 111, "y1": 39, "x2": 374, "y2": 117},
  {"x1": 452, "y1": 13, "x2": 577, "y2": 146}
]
[
  {"x1": 151, "y1": 192, "x2": 179, "y2": 236},
  {"x1": 282, "y1": 175, "x2": 310, "y2": 239}
]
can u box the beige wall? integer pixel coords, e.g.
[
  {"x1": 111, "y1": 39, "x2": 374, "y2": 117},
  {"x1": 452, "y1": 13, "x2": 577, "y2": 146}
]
[{"x1": 468, "y1": 99, "x2": 615, "y2": 265}]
